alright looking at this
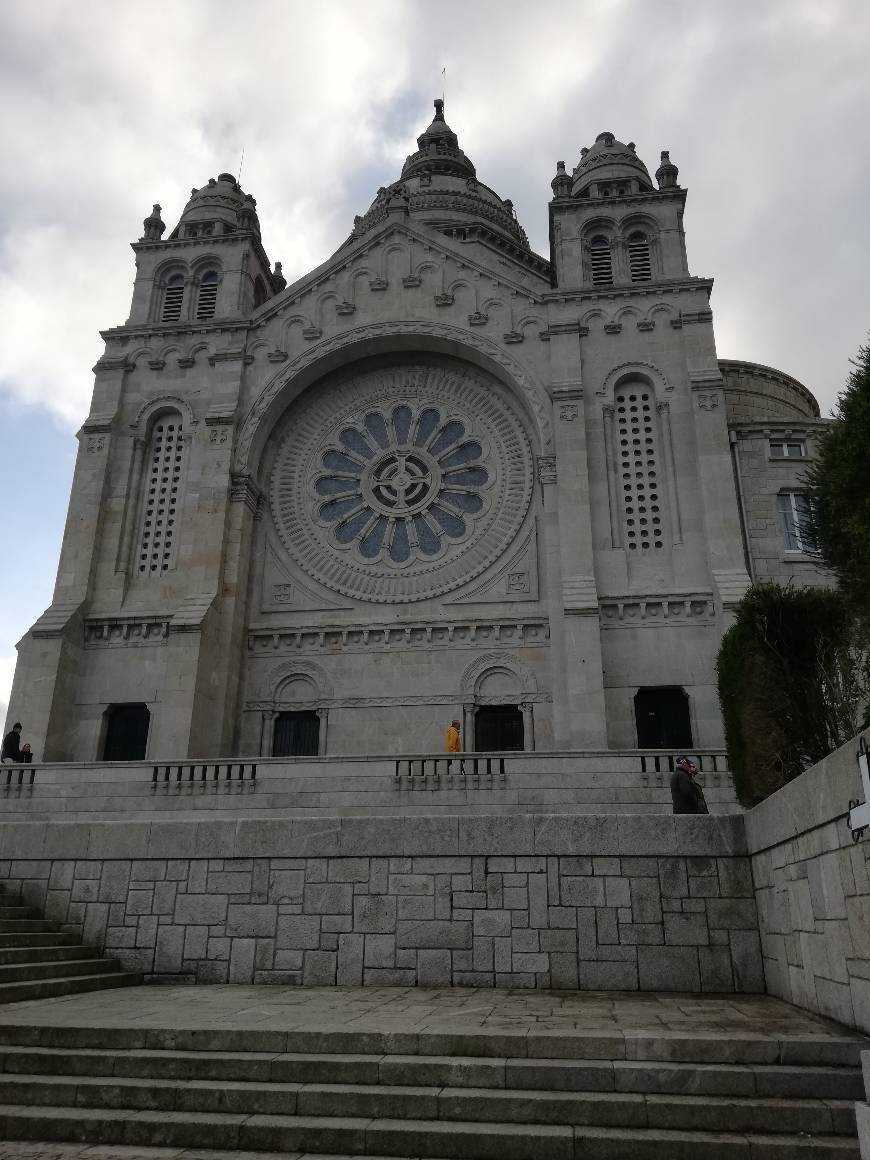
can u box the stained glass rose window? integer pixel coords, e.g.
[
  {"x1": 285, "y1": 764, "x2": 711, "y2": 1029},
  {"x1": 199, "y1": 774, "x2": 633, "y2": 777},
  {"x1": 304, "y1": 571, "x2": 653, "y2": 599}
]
[
  {"x1": 314, "y1": 404, "x2": 489, "y2": 564},
  {"x1": 269, "y1": 363, "x2": 533, "y2": 603}
]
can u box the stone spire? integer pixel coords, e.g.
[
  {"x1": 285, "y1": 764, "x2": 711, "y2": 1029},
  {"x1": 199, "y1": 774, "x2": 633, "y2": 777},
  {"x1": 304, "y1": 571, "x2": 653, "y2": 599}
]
[
  {"x1": 655, "y1": 150, "x2": 680, "y2": 189},
  {"x1": 141, "y1": 203, "x2": 165, "y2": 242}
]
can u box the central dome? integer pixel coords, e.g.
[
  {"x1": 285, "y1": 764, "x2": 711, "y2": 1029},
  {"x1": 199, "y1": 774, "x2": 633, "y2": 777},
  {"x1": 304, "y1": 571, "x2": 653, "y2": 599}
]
[{"x1": 345, "y1": 99, "x2": 530, "y2": 252}]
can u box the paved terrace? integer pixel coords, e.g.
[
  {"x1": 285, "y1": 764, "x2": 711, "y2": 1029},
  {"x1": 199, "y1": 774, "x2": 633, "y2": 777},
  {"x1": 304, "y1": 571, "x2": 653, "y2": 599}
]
[{"x1": 0, "y1": 985, "x2": 856, "y2": 1046}]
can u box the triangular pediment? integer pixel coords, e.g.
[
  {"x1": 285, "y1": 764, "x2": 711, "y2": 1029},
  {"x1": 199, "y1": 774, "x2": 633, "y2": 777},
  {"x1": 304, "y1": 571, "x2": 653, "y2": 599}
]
[{"x1": 253, "y1": 215, "x2": 549, "y2": 334}]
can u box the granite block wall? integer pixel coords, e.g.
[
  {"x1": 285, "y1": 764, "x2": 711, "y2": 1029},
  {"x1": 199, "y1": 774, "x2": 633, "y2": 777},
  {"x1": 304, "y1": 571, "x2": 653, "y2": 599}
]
[
  {"x1": 746, "y1": 732, "x2": 870, "y2": 1033},
  {"x1": 0, "y1": 814, "x2": 761, "y2": 991}
]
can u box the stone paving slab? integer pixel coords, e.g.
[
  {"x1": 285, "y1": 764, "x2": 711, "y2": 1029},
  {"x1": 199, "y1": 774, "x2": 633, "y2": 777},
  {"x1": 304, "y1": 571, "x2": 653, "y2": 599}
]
[{"x1": 0, "y1": 985, "x2": 860, "y2": 1043}]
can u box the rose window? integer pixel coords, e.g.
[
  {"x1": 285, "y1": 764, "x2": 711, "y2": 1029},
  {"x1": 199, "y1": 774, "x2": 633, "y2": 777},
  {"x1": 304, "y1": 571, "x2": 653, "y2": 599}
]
[
  {"x1": 314, "y1": 405, "x2": 489, "y2": 564},
  {"x1": 269, "y1": 362, "x2": 533, "y2": 603}
]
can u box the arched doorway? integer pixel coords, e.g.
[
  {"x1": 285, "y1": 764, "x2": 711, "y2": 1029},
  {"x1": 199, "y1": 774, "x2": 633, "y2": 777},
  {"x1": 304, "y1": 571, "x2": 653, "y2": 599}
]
[
  {"x1": 102, "y1": 703, "x2": 150, "y2": 761},
  {"x1": 273, "y1": 710, "x2": 320, "y2": 757},
  {"x1": 475, "y1": 704, "x2": 524, "y2": 751},
  {"x1": 633, "y1": 686, "x2": 693, "y2": 749}
]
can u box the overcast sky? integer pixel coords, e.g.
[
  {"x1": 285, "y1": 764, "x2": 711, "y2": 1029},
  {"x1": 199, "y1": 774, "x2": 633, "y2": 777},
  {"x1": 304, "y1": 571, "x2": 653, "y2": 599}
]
[{"x1": 1, "y1": 0, "x2": 868, "y2": 730}]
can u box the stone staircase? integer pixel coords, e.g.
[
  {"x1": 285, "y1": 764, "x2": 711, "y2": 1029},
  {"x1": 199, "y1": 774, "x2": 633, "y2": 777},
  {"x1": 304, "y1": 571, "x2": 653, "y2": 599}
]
[
  {"x1": 0, "y1": 884, "x2": 142, "y2": 1004},
  {"x1": 0, "y1": 1019, "x2": 861, "y2": 1156}
]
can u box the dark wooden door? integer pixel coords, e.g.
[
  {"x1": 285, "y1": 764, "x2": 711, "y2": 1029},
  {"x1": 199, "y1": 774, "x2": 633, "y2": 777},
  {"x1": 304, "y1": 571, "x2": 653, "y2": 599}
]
[
  {"x1": 273, "y1": 710, "x2": 320, "y2": 757},
  {"x1": 474, "y1": 705, "x2": 524, "y2": 752},
  {"x1": 103, "y1": 703, "x2": 150, "y2": 761},
  {"x1": 634, "y1": 687, "x2": 693, "y2": 749}
]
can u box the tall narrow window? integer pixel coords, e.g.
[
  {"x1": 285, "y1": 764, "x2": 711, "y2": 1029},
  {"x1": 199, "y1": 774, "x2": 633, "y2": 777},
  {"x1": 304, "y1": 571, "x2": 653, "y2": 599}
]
[
  {"x1": 628, "y1": 232, "x2": 652, "y2": 282},
  {"x1": 615, "y1": 383, "x2": 664, "y2": 551},
  {"x1": 161, "y1": 274, "x2": 185, "y2": 322},
  {"x1": 777, "y1": 491, "x2": 815, "y2": 553},
  {"x1": 589, "y1": 236, "x2": 613, "y2": 286},
  {"x1": 196, "y1": 270, "x2": 219, "y2": 319},
  {"x1": 137, "y1": 415, "x2": 185, "y2": 576}
]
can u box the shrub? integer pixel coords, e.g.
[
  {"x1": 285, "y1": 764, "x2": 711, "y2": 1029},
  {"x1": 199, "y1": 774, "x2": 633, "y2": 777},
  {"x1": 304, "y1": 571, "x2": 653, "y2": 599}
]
[{"x1": 716, "y1": 583, "x2": 870, "y2": 805}]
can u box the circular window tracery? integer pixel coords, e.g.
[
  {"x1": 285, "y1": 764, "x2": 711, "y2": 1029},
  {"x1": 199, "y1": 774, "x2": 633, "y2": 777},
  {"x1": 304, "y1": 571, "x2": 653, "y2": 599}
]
[
  {"x1": 269, "y1": 362, "x2": 533, "y2": 604},
  {"x1": 313, "y1": 404, "x2": 490, "y2": 566}
]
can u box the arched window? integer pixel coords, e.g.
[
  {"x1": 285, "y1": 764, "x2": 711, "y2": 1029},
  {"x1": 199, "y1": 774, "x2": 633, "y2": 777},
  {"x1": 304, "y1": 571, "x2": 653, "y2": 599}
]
[
  {"x1": 475, "y1": 705, "x2": 524, "y2": 751},
  {"x1": 161, "y1": 273, "x2": 185, "y2": 322},
  {"x1": 273, "y1": 711, "x2": 320, "y2": 757},
  {"x1": 195, "y1": 270, "x2": 219, "y2": 320},
  {"x1": 627, "y1": 232, "x2": 652, "y2": 282},
  {"x1": 615, "y1": 382, "x2": 664, "y2": 551},
  {"x1": 137, "y1": 413, "x2": 186, "y2": 576},
  {"x1": 589, "y1": 236, "x2": 613, "y2": 286},
  {"x1": 253, "y1": 276, "x2": 268, "y2": 309}
]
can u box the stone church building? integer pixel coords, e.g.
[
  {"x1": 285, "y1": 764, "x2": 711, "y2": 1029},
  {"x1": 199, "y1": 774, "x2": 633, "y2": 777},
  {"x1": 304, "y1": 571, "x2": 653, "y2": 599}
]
[{"x1": 8, "y1": 101, "x2": 827, "y2": 763}]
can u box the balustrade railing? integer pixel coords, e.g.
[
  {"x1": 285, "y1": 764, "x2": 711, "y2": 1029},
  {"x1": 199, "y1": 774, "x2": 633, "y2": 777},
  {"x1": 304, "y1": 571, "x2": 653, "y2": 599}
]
[
  {"x1": 151, "y1": 762, "x2": 257, "y2": 787},
  {"x1": 394, "y1": 755, "x2": 507, "y2": 788}
]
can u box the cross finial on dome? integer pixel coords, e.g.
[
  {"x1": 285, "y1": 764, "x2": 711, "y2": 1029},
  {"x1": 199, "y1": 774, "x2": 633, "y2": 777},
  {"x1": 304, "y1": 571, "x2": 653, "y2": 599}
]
[{"x1": 433, "y1": 98, "x2": 445, "y2": 121}]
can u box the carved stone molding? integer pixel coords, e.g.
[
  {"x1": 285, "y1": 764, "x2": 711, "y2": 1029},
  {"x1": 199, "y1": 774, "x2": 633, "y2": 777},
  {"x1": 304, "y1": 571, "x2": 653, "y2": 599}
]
[
  {"x1": 600, "y1": 593, "x2": 715, "y2": 628},
  {"x1": 563, "y1": 575, "x2": 598, "y2": 613},
  {"x1": 597, "y1": 360, "x2": 673, "y2": 399},
  {"x1": 536, "y1": 456, "x2": 557, "y2": 485},
  {"x1": 234, "y1": 320, "x2": 554, "y2": 473},
  {"x1": 247, "y1": 618, "x2": 549, "y2": 656},
  {"x1": 84, "y1": 616, "x2": 170, "y2": 646}
]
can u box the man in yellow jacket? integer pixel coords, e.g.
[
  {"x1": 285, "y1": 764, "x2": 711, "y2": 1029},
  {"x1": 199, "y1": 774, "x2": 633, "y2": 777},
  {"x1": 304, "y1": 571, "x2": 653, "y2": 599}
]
[{"x1": 445, "y1": 719, "x2": 461, "y2": 752}]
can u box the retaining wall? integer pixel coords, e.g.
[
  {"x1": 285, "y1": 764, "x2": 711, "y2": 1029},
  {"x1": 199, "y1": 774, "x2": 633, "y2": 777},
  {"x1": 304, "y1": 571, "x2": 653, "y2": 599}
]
[
  {"x1": 0, "y1": 814, "x2": 761, "y2": 992},
  {"x1": 746, "y1": 732, "x2": 870, "y2": 1034}
]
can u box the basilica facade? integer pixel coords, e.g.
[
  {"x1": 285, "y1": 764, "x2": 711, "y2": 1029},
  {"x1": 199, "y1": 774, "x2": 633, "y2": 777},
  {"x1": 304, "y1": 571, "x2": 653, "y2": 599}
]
[{"x1": 8, "y1": 101, "x2": 828, "y2": 762}]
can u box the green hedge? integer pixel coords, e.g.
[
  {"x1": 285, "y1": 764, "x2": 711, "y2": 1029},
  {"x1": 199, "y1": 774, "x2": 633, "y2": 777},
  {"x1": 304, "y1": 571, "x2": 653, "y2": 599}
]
[{"x1": 716, "y1": 583, "x2": 870, "y2": 806}]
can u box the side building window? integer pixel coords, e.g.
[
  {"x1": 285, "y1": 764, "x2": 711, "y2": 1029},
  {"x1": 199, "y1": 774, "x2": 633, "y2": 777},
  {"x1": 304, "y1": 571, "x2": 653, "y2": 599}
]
[
  {"x1": 589, "y1": 236, "x2": 613, "y2": 286},
  {"x1": 777, "y1": 491, "x2": 815, "y2": 553},
  {"x1": 615, "y1": 383, "x2": 664, "y2": 550},
  {"x1": 196, "y1": 270, "x2": 219, "y2": 319},
  {"x1": 137, "y1": 413, "x2": 186, "y2": 576},
  {"x1": 161, "y1": 273, "x2": 185, "y2": 322},
  {"x1": 769, "y1": 440, "x2": 806, "y2": 458},
  {"x1": 627, "y1": 232, "x2": 652, "y2": 281}
]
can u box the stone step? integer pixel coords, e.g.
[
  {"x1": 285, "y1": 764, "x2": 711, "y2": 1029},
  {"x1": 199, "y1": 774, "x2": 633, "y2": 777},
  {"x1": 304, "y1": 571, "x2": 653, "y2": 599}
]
[
  {"x1": 0, "y1": 919, "x2": 62, "y2": 933},
  {"x1": 0, "y1": 971, "x2": 142, "y2": 1005},
  {"x1": 0, "y1": 944, "x2": 102, "y2": 966},
  {"x1": 0, "y1": 958, "x2": 120, "y2": 984},
  {"x1": 0, "y1": 931, "x2": 82, "y2": 947},
  {"x1": 0, "y1": 1072, "x2": 856, "y2": 1135},
  {"x1": 0, "y1": 1023, "x2": 860, "y2": 1067},
  {"x1": 0, "y1": 1104, "x2": 857, "y2": 1158},
  {"x1": 0, "y1": 1045, "x2": 863, "y2": 1099},
  {"x1": 0, "y1": 907, "x2": 39, "y2": 920}
]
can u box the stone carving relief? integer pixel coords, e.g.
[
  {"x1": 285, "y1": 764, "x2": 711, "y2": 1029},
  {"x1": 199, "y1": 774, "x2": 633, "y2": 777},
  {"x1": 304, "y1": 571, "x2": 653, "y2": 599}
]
[{"x1": 268, "y1": 363, "x2": 534, "y2": 603}]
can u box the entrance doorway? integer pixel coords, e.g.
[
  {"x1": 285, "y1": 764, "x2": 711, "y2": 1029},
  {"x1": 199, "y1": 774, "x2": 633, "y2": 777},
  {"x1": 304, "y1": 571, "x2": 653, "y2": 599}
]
[
  {"x1": 102, "y1": 703, "x2": 150, "y2": 761},
  {"x1": 273, "y1": 710, "x2": 320, "y2": 757},
  {"x1": 475, "y1": 705, "x2": 524, "y2": 751},
  {"x1": 633, "y1": 687, "x2": 693, "y2": 749}
]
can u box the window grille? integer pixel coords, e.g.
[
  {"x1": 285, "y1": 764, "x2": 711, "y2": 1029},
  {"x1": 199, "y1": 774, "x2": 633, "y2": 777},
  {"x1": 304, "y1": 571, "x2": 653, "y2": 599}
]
[
  {"x1": 777, "y1": 491, "x2": 815, "y2": 553},
  {"x1": 589, "y1": 236, "x2": 613, "y2": 286},
  {"x1": 769, "y1": 440, "x2": 806, "y2": 458},
  {"x1": 196, "y1": 271, "x2": 219, "y2": 319},
  {"x1": 161, "y1": 274, "x2": 185, "y2": 322},
  {"x1": 615, "y1": 385, "x2": 663, "y2": 551},
  {"x1": 628, "y1": 232, "x2": 652, "y2": 282},
  {"x1": 137, "y1": 417, "x2": 185, "y2": 576}
]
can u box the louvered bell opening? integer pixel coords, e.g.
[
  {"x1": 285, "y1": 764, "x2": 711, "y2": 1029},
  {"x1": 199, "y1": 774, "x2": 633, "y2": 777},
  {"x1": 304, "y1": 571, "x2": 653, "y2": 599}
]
[
  {"x1": 196, "y1": 272, "x2": 219, "y2": 320},
  {"x1": 161, "y1": 278, "x2": 184, "y2": 322},
  {"x1": 590, "y1": 238, "x2": 613, "y2": 286},
  {"x1": 628, "y1": 234, "x2": 652, "y2": 282}
]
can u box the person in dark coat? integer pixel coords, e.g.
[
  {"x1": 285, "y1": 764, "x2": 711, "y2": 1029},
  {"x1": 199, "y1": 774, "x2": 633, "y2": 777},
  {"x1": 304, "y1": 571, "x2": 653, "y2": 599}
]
[
  {"x1": 1, "y1": 723, "x2": 22, "y2": 763},
  {"x1": 670, "y1": 755, "x2": 707, "y2": 814}
]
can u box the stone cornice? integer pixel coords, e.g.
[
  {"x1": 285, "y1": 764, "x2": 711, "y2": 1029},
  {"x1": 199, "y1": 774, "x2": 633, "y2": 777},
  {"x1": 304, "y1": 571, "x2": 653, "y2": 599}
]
[
  {"x1": 246, "y1": 617, "x2": 550, "y2": 656},
  {"x1": 542, "y1": 277, "x2": 713, "y2": 303}
]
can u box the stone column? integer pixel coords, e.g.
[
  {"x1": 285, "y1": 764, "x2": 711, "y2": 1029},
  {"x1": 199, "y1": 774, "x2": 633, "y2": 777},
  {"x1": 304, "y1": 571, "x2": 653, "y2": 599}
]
[
  {"x1": 521, "y1": 702, "x2": 535, "y2": 752},
  {"x1": 316, "y1": 707, "x2": 329, "y2": 756},
  {"x1": 462, "y1": 703, "x2": 475, "y2": 753}
]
